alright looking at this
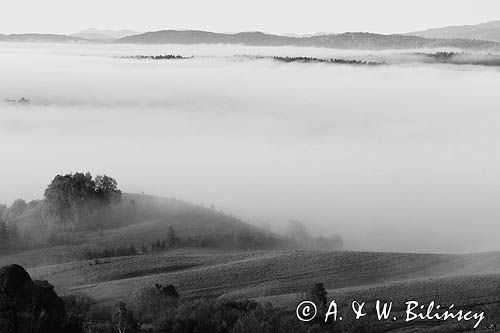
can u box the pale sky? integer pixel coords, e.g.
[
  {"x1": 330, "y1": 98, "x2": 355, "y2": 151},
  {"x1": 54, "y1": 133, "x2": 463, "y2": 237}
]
[{"x1": 1, "y1": 0, "x2": 499, "y2": 35}]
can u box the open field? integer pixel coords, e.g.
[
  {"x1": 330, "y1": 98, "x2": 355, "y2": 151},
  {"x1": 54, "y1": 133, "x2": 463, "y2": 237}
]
[
  {"x1": 20, "y1": 247, "x2": 500, "y2": 306},
  {"x1": 1, "y1": 245, "x2": 494, "y2": 331},
  {"x1": 2, "y1": 194, "x2": 500, "y2": 331}
]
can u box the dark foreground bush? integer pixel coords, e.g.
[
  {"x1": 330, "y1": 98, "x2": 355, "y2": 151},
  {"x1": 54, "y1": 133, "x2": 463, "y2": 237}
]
[
  {"x1": 0, "y1": 264, "x2": 383, "y2": 333},
  {"x1": 0, "y1": 264, "x2": 66, "y2": 333},
  {"x1": 61, "y1": 293, "x2": 96, "y2": 332}
]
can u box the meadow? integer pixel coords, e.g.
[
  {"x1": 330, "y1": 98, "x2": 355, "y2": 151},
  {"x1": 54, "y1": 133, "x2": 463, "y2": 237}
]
[
  {"x1": 1, "y1": 190, "x2": 499, "y2": 332},
  {"x1": 6, "y1": 240, "x2": 500, "y2": 331},
  {"x1": 1, "y1": 190, "x2": 500, "y2": 332}
]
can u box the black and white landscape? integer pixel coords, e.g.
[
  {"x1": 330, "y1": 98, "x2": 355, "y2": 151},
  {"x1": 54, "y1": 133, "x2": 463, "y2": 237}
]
[{"x1": 2, "y1": 2, "x2": 500, "y2": 332}]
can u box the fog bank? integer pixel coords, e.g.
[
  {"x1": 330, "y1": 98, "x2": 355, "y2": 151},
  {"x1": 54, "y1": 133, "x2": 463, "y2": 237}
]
[{"x1": 1, "y1": 43, "x2": 500, "y2": 253}]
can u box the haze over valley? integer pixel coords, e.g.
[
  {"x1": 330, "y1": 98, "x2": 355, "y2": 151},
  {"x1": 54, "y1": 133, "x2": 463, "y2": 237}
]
[{"x1": 1, "y1": 42, "x2": 500, "y2": 253}]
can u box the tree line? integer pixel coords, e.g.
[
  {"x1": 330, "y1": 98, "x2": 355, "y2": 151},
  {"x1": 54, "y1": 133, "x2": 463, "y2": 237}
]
[
  {"x1": 83, "y1": 226, "x2": 181, "y2": 260},
  {"x1": 121, "y1": 55, "x2": 191, "y2": 60}
]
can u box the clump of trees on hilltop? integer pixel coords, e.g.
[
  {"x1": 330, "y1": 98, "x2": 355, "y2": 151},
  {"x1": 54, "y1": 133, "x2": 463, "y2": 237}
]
[
  {"x1": 43, "y1": 172, "x2": 121, "y2": 230},
  {"x1": 0, "y1": 172, "x2": 121, "y2": 250}
]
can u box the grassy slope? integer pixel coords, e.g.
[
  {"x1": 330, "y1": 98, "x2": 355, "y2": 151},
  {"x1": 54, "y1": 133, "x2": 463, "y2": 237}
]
[
  {"x1": 39, "y1": 249, "x2": 497, "y2": 332},
  {"x1": 25, "y1": 248, "x2": 500, "y2": 307},
  {"x1": 260, "y1": 274, "x2": 500, "y2": 332},
  {"x1": 1, "y1": 193, "x2": 272, "y2": 268},
  {"x1": 3, "y1": 193, "x2": 500, "y2": 330}
]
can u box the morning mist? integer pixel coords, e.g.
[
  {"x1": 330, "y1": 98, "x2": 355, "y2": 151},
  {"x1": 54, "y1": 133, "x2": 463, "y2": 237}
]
[{"x1": 1, "y1": 43, "x2": 499, "y2": 253}]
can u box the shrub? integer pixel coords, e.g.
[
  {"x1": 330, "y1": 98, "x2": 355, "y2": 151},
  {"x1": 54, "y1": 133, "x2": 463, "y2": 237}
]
[{"x1": 61, "y1": 293, "x2": 96, "y2": 332}]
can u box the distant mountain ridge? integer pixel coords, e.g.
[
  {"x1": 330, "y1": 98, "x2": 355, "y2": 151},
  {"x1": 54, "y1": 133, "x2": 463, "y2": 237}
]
[
  {"x1": 116, "y1": 30, "x2": 500, "y2": 50},
  {"x1": 1, "y1": 27, "x2": 500, "y2": 50},
  {"x1": 117, "y1": 30, "x2": 298, "y2": 46},
  {"x1": 71, "y1": 28, "x2": 141, "y2": 41},
  {"x1": 0, "y1": 33, "x2": 86, "y2": 43},
  {"x1": 407, "y1": 20, "x2": 500, "y2": 43}
]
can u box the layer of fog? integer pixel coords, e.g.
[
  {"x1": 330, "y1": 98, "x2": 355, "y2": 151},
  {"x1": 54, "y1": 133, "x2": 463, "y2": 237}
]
[{"x1": 1, "y1": 42, "x2": 500, "y2": 254}]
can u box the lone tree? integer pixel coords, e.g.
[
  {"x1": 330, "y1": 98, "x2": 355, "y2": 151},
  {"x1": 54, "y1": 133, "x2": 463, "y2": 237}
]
[
  {"x1": 166, "y1": 226, "x2": 179, "y2": 246},
  {"x1": 155, "y1": 283, "x2": 179, "y2": 300},
  {"x1": 43, "y1": 172, "x2": 121, "y2": 230},
  {"x1": 112, "y1": 302, "x2": 138, "y2": 333},
  {"x1": 307, "y1": 283, "x2": 328, "y2": 311}
]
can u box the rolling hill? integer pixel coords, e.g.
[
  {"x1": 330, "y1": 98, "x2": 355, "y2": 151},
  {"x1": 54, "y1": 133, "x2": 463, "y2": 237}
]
[
  {"x1": 23, "y1": 248, "x2": 500, "y2": 317},
  {"x1": 2, "y1": 193, "x2": 284, "y2": 268},
  {"x1": 407, "y1": 20, "x2": 500, "y2": 43},
  {"x1": 2, "y1": 193, "x2": 500, "y2": 331}
]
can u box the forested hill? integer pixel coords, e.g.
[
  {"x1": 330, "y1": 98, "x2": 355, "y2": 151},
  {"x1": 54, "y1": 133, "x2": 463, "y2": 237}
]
[
  {"x1": 7, "y1": 192, "x2": 289, "y2": 256},
  {"x1": 2, "y1": 172, "x2": 341, "y2": 262},
  {"x1": 407, "y1": 20, "x2": 500, "y2": 43}
]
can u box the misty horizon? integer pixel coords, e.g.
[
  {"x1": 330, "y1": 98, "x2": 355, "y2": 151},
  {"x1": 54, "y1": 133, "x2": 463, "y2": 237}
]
[
  {"x1": 2, "y1": 0, "x2": 500, "y2": 36},
  {"x1": 0, "y1": 19, "x2": 500, "y2": 37}
]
